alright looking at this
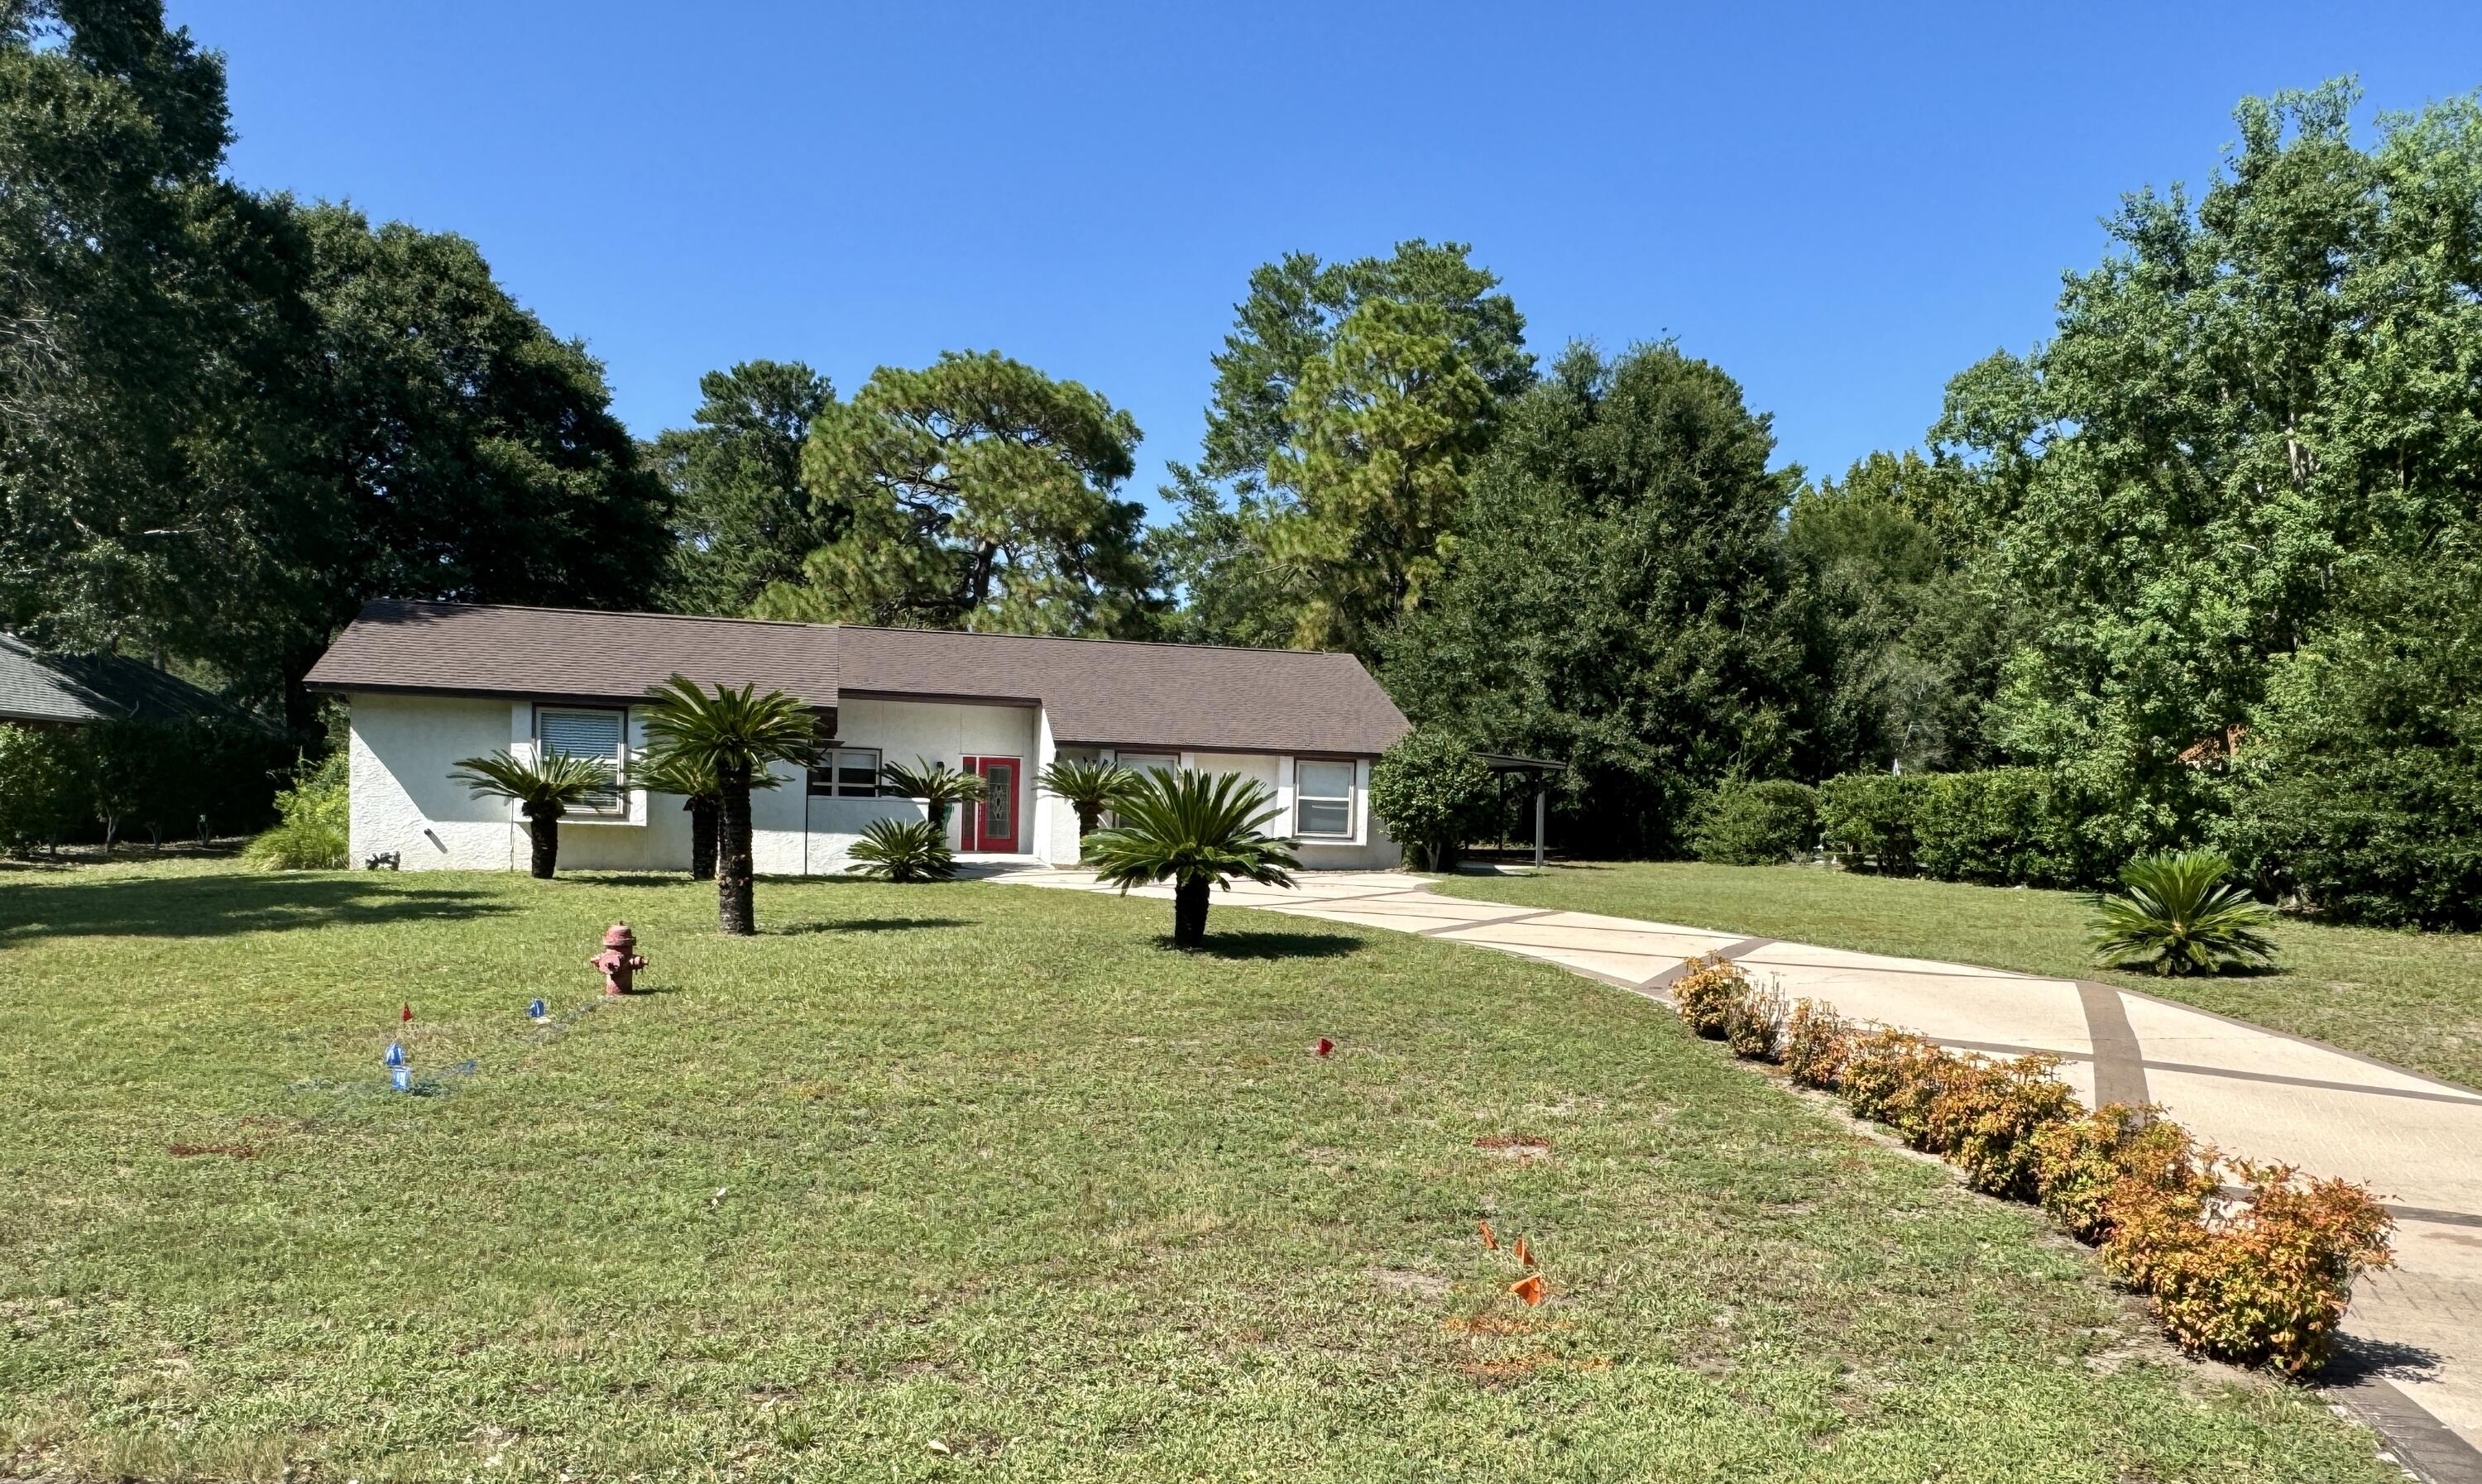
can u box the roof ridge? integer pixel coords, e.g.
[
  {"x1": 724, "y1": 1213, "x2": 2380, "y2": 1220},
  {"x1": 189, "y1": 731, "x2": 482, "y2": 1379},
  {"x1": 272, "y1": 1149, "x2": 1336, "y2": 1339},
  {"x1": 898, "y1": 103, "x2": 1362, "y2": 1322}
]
[
  {"x1": 365, "y1": 598, "x2": 831, "y2": 634},
  {"x1": 834, "y1": 622, "x2": 1356, "y2": 660},
  {"x1": 366, "y1": 600, "x2": 1358, "y2": 659}
]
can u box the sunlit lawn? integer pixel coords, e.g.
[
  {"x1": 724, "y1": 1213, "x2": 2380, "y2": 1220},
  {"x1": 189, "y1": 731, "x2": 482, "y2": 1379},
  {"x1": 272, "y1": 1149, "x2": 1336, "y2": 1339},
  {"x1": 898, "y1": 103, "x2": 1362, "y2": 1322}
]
[
  {"x1": 0, "y1": 859, "x2": 2391, "y2": 1482},
  {"x1": 1436, "y1": 860, "x2": 2482, "y2": 1090}
]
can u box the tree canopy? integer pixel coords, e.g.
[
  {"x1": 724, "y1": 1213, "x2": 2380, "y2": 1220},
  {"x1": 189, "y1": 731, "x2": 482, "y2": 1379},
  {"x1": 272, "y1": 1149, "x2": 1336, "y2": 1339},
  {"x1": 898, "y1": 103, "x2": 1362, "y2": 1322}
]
[
  {"x1": 755, "y1": 351, "x2": 1158, "y2": 636},
  {"x1": 1384, "y1": 342, "x2": 1805, "y2": 857},
  {"x1": 654, "y1": 360, "x2": 839, "y2": 615}
]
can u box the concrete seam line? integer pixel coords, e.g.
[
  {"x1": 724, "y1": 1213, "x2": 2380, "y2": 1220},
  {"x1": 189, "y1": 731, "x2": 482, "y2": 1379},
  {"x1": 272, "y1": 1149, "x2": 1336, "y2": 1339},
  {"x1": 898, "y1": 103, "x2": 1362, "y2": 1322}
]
[
  {"x1": 1638, "y1": 936, "x2": 1775, "y2": 996},
  {"x1": 2326, "y1": 1374, "x2": 2482, "y2": 1484},
  {"x1": 1416, "y1": 909, "x2": 1564, "y2": 937},
  {"x1": 2074, "y1": 980, "x2": 2154, "y2": 1109}
]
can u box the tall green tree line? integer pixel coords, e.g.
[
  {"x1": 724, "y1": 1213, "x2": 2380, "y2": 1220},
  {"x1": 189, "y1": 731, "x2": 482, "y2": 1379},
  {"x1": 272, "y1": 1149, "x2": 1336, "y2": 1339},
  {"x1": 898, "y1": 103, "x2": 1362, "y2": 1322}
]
[{"x1": 0, "y1": 0, "x2": 667, "y2": 727}]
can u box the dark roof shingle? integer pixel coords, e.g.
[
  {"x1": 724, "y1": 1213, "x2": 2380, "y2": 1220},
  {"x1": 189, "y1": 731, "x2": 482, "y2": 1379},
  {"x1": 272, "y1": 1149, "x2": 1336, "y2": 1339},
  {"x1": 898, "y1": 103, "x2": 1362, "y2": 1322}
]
[
  {"x1": 837, "y1": 625, "x2": 1408, "y2": 754},
  {"x1": 303, "y1": 601, "x2": 841, "y2": 708},
  {"x1": 304, "y1": 602, "x2": 1409, "y2": 755}
]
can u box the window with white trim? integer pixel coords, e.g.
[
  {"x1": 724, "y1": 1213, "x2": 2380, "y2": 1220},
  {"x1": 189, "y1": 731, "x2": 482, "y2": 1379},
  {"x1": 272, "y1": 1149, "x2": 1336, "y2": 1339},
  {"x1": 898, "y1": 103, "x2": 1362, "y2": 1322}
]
[
  {"x1": 1295, "y1": 759, "x2": 1355, "y2": 839},
  {"x1": 536, "y1": 707, "x2": 626, "y2": 814},
  {"x1": 808, "y1": 746, "x2": 880, "y2": 797}
]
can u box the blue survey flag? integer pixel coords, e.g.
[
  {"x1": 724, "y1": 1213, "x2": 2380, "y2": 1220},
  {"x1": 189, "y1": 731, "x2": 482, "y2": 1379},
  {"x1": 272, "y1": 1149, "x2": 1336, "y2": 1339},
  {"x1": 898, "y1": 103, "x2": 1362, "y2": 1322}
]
[
  {"x1": 529, "y1": 998, "x2": 548, "y2": 1021},
  {"x1": 384, "y1": 1041, "x2": 405, "y2": 1068}
]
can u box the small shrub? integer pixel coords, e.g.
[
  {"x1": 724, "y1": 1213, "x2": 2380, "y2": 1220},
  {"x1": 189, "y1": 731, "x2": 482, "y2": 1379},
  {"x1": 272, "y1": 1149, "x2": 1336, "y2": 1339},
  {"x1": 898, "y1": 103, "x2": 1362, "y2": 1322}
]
[
  {"x1": 1368, "y1": 728, "x2": 1498, "y2": 872},
  {"x1": 2109, "y1": 1161, "x2": 2395, "y2": 1376},
  {"x1": 1670, "y1": 954, "x2": 1750, "y2": 1038},
  {"x1": 2029, "y1": 1106, "x2": 2215, "y2": 1245},
  {"x1": 1838, "y1": 1029, "x2": 1950, "y2": 1144},
  {"x1": 242, "y1": 752, "x2": 348, "y2": 870},
  {"x1": 2091, "y1": 850, "x2": 2278, "y2": 976},
  {"x1": 844, "y1": 817, "x2": 957, "y2": 882},
  {"x1": 1925, "y1": 1054, "x2": 2081, "y2": 1199},
  {"x1": 1780, "y1": 999, "x2": 1852, "y2": 1088},
  {"x1": 1723, "y1": 981, "x2": 1787, "y2": 1060},
  {"x1": 1816, "y1": 772, "x2": 1927, "y2": 874},
  {"x1": 1685, "y1": 779, "x2": 1818, "y2": 866}
]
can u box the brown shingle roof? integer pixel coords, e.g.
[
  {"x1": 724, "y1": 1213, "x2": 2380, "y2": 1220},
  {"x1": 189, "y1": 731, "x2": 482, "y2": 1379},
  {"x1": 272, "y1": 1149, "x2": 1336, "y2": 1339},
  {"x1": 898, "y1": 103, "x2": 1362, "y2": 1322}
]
[
  {"x1": 836, "y1": 625, "x2": 1409, "y2": 754},
  {"x1": 303, "y1": 601, "x2": 841, "y2": 707},
  {"x1": 304, "y1": 603, "x2": 1410, "y2": 756}
]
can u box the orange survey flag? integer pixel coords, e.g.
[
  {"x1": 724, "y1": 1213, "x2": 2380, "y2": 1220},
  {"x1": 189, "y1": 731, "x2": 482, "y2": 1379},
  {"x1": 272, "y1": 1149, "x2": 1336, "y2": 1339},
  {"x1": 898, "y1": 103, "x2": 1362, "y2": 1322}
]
[
  {"x1": 1478, "y1": 1220, "x2": 1497, "y2": 1250},
  {"x1": 1510, "y1": 1274, "x2": 1547, "y2": 1305},
  {"x1": 1512, "y1": 1235, "x2": 1535, "y2": 1269}
]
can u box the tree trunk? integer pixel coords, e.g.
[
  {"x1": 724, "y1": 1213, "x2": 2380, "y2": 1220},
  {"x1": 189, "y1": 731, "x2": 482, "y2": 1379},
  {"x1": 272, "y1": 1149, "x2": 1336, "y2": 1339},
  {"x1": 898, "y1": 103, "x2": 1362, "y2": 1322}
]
[
  {"x1": 1172, "y1": 875, "x2": 1210, "y2": 948},
  {"x1": 688, "y1": 795, "x2": 717, "y2": 881},
  {"x1": 717, "y1": 768, "x2": 755, "y2": 935},
  {"x1": 525, "y1": 806, "x2": 560, "y2": 879},
  {"x1": 1075, "y1": 802, "x2": 1102, "y2": 835}
]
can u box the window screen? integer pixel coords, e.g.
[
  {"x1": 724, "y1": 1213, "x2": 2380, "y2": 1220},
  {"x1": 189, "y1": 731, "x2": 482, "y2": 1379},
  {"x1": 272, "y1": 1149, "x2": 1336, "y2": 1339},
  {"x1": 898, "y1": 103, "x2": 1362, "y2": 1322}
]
[
  {"x1": 537, "y1": 709, "x2": 625, "y2": 810},
  {"x1": 1296, "y1": 759, "x2": 1354, "y2": 838}
]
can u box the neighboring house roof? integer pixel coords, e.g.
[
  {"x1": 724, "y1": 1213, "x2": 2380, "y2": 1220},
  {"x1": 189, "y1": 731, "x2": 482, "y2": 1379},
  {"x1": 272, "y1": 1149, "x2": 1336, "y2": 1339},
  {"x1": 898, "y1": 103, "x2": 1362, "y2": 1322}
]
[
  {"x1": 303, "y1": 601, "x2": 844, "y2": 709},
  {"x1": 304, "y1": 601, "x2": 1411, "y2": 756},
  {"x1": 0, "y1": 634, "x2": 238, "y2": 726}
]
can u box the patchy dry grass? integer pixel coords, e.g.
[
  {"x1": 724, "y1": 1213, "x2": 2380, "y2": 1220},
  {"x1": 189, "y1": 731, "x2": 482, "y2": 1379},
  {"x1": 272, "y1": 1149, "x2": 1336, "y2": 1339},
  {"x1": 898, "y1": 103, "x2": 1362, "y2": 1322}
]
[{"x1": 0, "y1": 859, "x2": 2391, "y2": 1481}]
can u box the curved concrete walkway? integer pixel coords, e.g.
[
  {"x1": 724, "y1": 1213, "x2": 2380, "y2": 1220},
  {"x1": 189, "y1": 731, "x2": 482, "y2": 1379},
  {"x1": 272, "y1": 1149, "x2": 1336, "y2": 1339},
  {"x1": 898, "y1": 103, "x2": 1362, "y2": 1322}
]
[{"x1": 992, "y1": 865, "x2": 2482, "y2": 1480}]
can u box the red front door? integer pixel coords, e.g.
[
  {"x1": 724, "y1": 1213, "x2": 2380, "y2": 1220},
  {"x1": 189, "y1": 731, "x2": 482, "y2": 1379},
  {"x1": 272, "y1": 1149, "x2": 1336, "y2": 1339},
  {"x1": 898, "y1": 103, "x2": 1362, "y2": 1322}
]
[{"x1": 962, "y1": 756, "x2": 1020, "y2": 853}]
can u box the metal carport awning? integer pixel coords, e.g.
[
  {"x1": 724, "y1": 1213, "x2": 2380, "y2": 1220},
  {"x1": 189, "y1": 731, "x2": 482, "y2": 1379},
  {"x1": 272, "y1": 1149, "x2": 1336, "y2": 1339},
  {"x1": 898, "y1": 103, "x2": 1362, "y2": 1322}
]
[{"x1": 1474, "y1": 752, "x2": 1565, "y2": 869}]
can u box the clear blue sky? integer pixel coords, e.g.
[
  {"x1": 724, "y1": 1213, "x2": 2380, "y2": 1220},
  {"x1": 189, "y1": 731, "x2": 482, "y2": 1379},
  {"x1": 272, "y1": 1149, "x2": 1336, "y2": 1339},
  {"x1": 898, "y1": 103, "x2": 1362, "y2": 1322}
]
[{"x1": 181, "y1": 2, "x2": 2482, "y2": 511}]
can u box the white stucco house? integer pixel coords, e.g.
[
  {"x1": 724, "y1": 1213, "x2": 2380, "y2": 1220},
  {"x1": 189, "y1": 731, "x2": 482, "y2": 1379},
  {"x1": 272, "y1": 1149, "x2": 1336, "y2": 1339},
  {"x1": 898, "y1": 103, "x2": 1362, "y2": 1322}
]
[{"x1": 303, "y1": 601, "x2": 1412, "y2": 874}]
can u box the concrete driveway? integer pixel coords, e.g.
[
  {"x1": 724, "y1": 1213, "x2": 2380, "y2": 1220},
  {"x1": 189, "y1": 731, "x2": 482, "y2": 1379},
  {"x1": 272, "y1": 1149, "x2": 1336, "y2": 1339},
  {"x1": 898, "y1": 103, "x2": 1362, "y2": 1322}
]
[{"x1": 992, "y1": 865, "x2": 2482, "y2": 1480}]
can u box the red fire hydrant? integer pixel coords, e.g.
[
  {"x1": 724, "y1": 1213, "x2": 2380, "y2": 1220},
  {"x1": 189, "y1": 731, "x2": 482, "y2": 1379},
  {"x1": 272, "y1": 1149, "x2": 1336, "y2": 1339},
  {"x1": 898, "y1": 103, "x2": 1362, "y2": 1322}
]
[{"x1": 589, "y1": 922, "x2": 648, "y2": 996}]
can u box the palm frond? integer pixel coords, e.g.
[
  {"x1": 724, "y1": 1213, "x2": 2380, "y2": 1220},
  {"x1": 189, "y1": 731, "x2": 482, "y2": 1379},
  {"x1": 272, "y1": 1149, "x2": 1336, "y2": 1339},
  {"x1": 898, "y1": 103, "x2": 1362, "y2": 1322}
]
[
  {"x1": 2090, "y1": 850, "x2": 2278, "y2": 976},
  {"x1": 879, "y1": 757, "x2": 987, "y2": 807},
  {"x1": 640, "y1": 674, "x2": 821, "y2": 778},
  {"x1": 1085, "y1": 768, "x2": 1300, "y2": 892},
  {"x1": 844, "y1": 817, "x2": 957, "y2": 882},
  {"x1": 448, "y1": 749, "x2": 615, "y2": 815}
]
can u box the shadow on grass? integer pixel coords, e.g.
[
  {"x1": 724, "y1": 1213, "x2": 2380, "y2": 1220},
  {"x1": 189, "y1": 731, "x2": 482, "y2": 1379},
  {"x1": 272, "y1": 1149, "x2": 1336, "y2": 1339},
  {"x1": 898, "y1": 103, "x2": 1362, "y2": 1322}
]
[
  {"x1": 0, "y1": 874, "x2": 510, "y2": 941},
  {"x1": 775, "y1": 917, "x2": 976, "y2": 936},
  {"x1": 1175, "y1": 931, "x2": 1364, "y2": 961}
]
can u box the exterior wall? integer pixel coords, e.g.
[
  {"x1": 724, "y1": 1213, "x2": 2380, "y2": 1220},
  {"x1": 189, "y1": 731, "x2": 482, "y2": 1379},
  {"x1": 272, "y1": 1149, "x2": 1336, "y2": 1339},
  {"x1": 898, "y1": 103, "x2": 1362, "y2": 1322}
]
[
  {"x1": 1097, "y1": 745, "x2": 1402, "y2": 872},
  {"x1": 801, "y1": 695, "x2": 1042, "y2": 873},
  {"x1": 347, "y1": 688, "x2": 1397, "y2": 874},
  {"x1": 1032, "y1": 712, "x2": 1083, "y2": 866},
  {"x1": 349, "y1": 693, "x2": 692, "y2": 871}
]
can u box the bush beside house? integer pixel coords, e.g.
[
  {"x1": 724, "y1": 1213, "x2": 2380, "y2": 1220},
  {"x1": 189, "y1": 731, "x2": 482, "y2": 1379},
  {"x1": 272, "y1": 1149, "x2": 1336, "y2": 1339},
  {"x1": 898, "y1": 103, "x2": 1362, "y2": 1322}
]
[{"x1": 1368, "y1": 729, "x2": 1497, "y2": 871}]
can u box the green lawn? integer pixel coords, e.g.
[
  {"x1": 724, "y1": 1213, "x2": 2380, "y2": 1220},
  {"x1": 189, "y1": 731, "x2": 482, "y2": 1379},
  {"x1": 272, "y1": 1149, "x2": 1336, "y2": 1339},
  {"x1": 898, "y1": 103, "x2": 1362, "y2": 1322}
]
[
  {"x1": 1435, "y1": 861, "x2": 2482, "y2": 1090},
  {"x1": 1, "y1": 860, "x2": 2392, "y2": 1482}
]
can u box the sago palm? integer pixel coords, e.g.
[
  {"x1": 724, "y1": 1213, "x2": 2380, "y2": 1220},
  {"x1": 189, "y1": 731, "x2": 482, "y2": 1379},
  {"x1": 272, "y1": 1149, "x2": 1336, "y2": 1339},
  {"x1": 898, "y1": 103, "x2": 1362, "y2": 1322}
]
[
  {"x1": 844, "y1": 816, "x2": 957, "y2": 883},
  {"x1": 2090, "y1": 849, "x2": 2278, "y2": 976},
  {"x1": 448, "y1": 749, "x2": 616, "y2": 879},
  {"x1": 1040, "y1": 756, "x2": 1137, "y2": 837},
  {"x1": 1085, "y1": 768, "x2": 1300, "y2": 948},
  {"x1": 635, "y1": 748, "x2": 781, "y2": 883},
  {"x1": 879, "y1": 757, "x2": 986, "y2": 831},
  {"x1": 640, "y1": 675, "x2": 821, "y2": 935}
]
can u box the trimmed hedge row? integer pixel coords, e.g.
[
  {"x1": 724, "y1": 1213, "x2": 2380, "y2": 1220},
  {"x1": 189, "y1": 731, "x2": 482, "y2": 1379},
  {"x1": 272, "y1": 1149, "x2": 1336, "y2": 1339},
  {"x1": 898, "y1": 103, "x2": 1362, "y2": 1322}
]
[
  {"x1": 1816, "y1": 767, "x2": 2122, "y2": 888},
  {"x1": 1669, "y1": 955, "x2": 2395, "y2": 1376}
]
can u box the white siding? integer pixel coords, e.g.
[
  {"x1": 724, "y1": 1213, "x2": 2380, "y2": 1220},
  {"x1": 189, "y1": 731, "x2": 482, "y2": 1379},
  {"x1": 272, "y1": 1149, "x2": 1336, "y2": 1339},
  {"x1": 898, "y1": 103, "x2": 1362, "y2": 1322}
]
[{"x1": 345, "y1": 690, "x2": 1397, "y2": 874}]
